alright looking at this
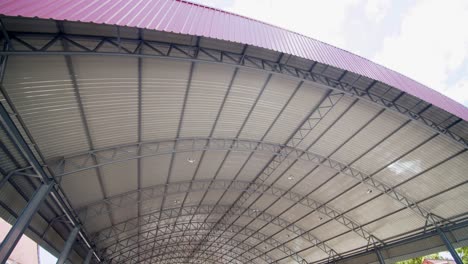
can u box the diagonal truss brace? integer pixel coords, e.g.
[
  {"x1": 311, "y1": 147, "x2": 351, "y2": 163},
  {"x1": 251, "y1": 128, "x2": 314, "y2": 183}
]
[
  {"x1": 1, "y1": 31, "x2": 466, "y2": 150},
  {"x1": 195, "y1": 91, "x2": 343, "y2": 263},
  {"x1": 105, "y1": 221, "x2": 276, "y2": 263}
]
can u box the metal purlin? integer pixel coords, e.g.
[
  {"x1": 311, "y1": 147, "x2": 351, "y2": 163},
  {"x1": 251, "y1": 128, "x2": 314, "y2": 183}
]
[
  {"x1": 104, "y1": 221, "x2": 276, "y2": 264},
  {"x1": 113, "y1": 233, "x2": 266, "y2": 264},
  {"x1": 3, "y1": 30, "x2": 461, "y2": 231},
  {"x1": 193, "y1": 91, "x2": 344, "y2": 263},
  {"x1": 157, "y1": 65, "x2": 239, "y2": 262},
  {"x1": 0, "y1": 28, "x2": 465, "y2": 263},
  {"x1": 0, "y1": 36, "x2": 99, "y2": 263},
  {"x1": 220, "y1": 105, "x2": 387, "y2": 264},
  {"x1": 114, "y1": 236, "x2": 258, "y2": 264},
  {"x1": 1, "y1": 31, "x2": 466, "y2": 150},
  {"x1": 97, "y1": 205, "x2": 321, "y2": 261}
]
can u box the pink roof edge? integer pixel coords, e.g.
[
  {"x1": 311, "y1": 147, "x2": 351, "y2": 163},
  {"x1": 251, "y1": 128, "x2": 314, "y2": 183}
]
[{"x1": 1, "y1": 0, "x2": 467, "y2": 121}]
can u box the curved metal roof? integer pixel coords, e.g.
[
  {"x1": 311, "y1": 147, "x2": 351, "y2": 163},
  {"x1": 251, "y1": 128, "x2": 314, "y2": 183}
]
[
  {"x1": 1, "y1": 0, "x2": 467, "y2": 121},
  {"x1": 0, "y1": 1, "x2": 467, "y2": 264}
]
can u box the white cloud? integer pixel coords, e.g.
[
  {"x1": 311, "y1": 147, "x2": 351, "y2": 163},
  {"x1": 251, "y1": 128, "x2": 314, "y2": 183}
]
[
  {"x1": 374, "y1": 0, "x2": 468, "y2": 105},
  {"x1": 364, "y1": 0, "x2": 391, "y2": 23}
]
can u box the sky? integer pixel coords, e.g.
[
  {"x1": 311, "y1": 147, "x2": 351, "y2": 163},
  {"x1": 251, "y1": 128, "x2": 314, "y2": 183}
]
[{"x1": 190, "y1": 0, "x2": 468, "y2": 107}]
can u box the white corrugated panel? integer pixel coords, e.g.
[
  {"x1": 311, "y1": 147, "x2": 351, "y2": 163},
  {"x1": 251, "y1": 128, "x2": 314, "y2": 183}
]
[
  {"x1": 201, "y1": 190, "x2": 226, "y2": 205},
  {"x1": 281, "y1": 203, "x2": 312, "y2": 224},
  {"x1": 302, "y1": 216, "x2": 350, "y2": 242},
  {"x1": 346, "y1": 195, "x2": 405, "y2": 224},
  {"x1": 290, "y1": 165, "x2": 338, "y2": 197},
  {"x1": 269, "y1": 156, "x2": 325, "y2": 191},
  {"x1": 233, "y1": 152, "x2": 273, "y2": 182},
  {"x1": 4, "y1": 56, "x2": 89, "y2": 158},
  {"x1": 180, "y1": 64, "x2": 234, "y2": 137},
  {"x1": 365, "y1": 208, "x2": 425, "y2": 240},
  {"x1": 309, "y1": 173, "x2": 360, "y2": 204},
  {"x1": 419, "y1": 182, "x2": 468, "y2": 218},
  {"x1": 101, "y1": 159, "x2": 138, "y2": 196},
  {"x1": 374, "y1": 136, "x2": 463, "y2": 187},
  {"x1": 193, "y1": 150, "x2": 230, "y2": 180},
  {"x1": 326, "y1": 231, "x2": 367, "y2": 253},
  {"x1": 215, "y1": 151, "x2": 251, "y2": 180},
  {"x1": 141, "y1": 154, "x2": 171, "y2": 187},
  {"x1": 310, "y1": 100, "x2": 381, "y2": 157},
  {"x1": 141, "y1": 58, "x2": 191, "y2": 141},
  {"x1": 170, "y1": 151, "x2": 203, "y2": 182},
  {"x1": 263, "y1": 81, "x2": 325, "y2": 144},
  {"x1": 73, "y1": 56, "x2": 138, "y2": 148},
  {"x1": 185, "y1": 190, "x2": 206, "y2": 206},
  {"x1": 352, "y1": 121, "x2": 435, "y2": 175},
  {"x1": 328, "y1": 182, "x2": 380, "y2": 214},
  {"x1": 393, "y1": 151, "x2": 467, "y2": 202},
  {"x1": 282, "y1": 234, "x2": 313, "y2": 252},
  {"x1": 60, "y1": 168, "x2": 103, "y2": 208},
  {"x1": 212, "y1": 69, "x2": 269, "y2": 138},
  {"x1": 240, "y1": 75, "x2": 297, "y2": 141},
  {"x1": 293, "y1": 96, "x2": 355, "y2": 151},
  {"x1": 303, "y1": 246, "x2": 330, "y2": 263},
  {"x1": 330, "y1": 110, "x2": 407, "y2": 165}
]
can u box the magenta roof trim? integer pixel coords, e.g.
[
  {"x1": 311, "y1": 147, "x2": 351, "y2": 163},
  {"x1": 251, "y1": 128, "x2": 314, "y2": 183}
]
[{"x1": 1, "y1": 0, "x2": 467, "y2": 120}]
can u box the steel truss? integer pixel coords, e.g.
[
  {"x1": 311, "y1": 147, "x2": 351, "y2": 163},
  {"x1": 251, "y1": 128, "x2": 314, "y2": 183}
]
[
  {"x1": 189, "y1": 90, "x2": 343, "y2": 263},
  {"x1": 79, "y1": 179, "x2": 373, "y2": 247},
  {"x1": 135, "y1": 246, "x2": 244, "y2": 264},
  {"x1": 112, "y1": 236, "x2": 257, "y2": 264},
  {"x1": 105, "y1": 221, "x2": 277, "y2": 263},
  {"x1": 0, "y1": 28, "x2": 461, "y2": 230},
  {"x1": 0, "y1": 30, "x2": 465, "y2": 150},
  {"x1": 96, "y1": 204, "x2": 328, "y2": 263},
  {"x1": 41, "y1": 136, "x2": 445, "y2": 231},
  {"x1": 1, "y1": 27, "x2": 464, "y2": 263},
  {"x1": 94, "y1": 204, "x2": 318, "y2": 247}
]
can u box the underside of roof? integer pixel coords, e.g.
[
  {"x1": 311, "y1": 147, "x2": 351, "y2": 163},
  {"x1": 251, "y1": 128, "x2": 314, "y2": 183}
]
[{"x1": 0, "y1": 1, "x2": 468, "y2": 264}]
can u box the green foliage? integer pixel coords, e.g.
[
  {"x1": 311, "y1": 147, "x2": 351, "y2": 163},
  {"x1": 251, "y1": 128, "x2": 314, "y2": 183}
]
[{"x1": 456, "y1": 246, "x2": 468, "y2": 264}]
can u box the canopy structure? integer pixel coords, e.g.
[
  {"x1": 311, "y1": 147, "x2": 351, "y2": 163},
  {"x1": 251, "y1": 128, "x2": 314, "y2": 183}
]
[{"x1": 0, "y1": 1, "x2": 467, "y2": 264}]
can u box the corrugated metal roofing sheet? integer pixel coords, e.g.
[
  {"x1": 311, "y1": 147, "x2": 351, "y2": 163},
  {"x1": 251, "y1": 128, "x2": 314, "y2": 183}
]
[{"x1": 1, "y1": 0, "x2": 467, "y2": 120}]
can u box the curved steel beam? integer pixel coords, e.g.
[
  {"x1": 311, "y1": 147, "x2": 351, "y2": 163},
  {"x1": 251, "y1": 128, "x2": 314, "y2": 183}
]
[
  {"x1": 2, "y1": 31, "x2": 466, "y2": 150},
  {"x1": 47, "y1": 137, "x2": 307, "y2": 177},
  {"x1": 104, "y1": 218, "x2": 273, "y2": 262},
  {"x1": 105, "y1": 221, "x2": 277, "y2": 263},
  {"x1": 61, "y1": 136, "x2": 441, "y2": 230},
  {"x1": 112, "y1": 236, "x2": 256, "y2": 264},
  {"x1": 123, "y1": 244, "x2": 245, "y2": 264},
  {"x1": 93, "y1": 204, "x2": 329, "y2": 253},
  {"x1": 3, "y1": 30, "x2": 458, "y2": 244},
  {"x1": 141, "y1": 249, "x2": 244, "y2": 264},
  {"x1": 81, "y1": 179, "x2": 375, "y2": 247}
]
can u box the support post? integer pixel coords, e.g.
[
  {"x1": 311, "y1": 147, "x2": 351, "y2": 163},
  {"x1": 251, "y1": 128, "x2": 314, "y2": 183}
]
[
  {"x1": 83, "y1": 249, "x2": 93, "y2": 264},
  {"x1": 57, "y1": 226, "x2": 80, "y2": 264},
  {"x1": 376, "y1": 249, "x2": 385, "y2": 264},
  {"x1": 437, "y1": 228, "x2": 463, "y2": 264},
  {"x1": 0, "y1": 182, "x2": 53, "y2": 263}
]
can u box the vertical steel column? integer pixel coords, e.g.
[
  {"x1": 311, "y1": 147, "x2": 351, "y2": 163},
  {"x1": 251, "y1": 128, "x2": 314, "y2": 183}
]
[
  {"x1": 437, "y1": 228, "x2": 463, "y2": 264},
  {"x1": 83, "y1": 249, "x2": 93, "y2": 264},
  {"x1": 0, "y1": 182, "x2": 53, "y2": 263},
  {"x1": 57, "y1": 226, "x2": 80, "y2": 264},
  {"x1": 376, "y1": 249, "x2": 385, "y2": 264}
]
